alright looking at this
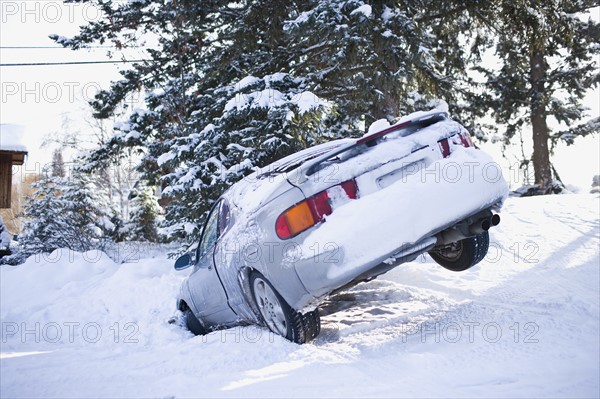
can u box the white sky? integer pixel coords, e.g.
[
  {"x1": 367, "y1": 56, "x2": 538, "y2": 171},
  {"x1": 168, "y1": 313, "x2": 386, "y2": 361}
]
[
  {"x1": 0, "y1": 2, "x2": 598, "y2": 191},
  {"x1": 0, "y1": 1, "x2": 138, "y2": 170}
]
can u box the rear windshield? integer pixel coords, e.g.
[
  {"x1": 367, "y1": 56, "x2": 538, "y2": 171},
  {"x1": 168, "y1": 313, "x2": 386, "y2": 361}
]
[{"x1": 258, "y1": 141, "x2": 347, "y2": 176}]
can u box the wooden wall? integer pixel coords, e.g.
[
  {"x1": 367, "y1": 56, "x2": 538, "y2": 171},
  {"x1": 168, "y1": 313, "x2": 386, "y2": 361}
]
[{"x1": 0, "y1": 154, "x2": 12, "y2": 208}]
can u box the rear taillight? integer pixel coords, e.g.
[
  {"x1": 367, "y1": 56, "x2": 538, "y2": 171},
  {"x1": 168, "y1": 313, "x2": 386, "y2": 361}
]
[
  {"x1": 276, "y1": 179, "x2": 359, "y2": 239},
  {"x1": 438, "y1": 131, "x2": 474, "y2": 158},
  {"x1": 340, "y1": 179, "x2": 359, "y2": 199},
  {"x1": 438, "y1": 139, "x2": 451, "y2": 158},
  {"x1": 308, "y1": 191, "x2": 332, "y2": 221},
  {"x1": 459, "y1": 131, "x2": 474, "y2": 147}
]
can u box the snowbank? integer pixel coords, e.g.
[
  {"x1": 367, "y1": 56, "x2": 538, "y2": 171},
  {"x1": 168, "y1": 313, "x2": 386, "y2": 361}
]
[
  {"x1": 1, "y1": 195, "x2": 599, "y2": 398},
  {"x1": 1, "y1": 250, "x2": 182, "y2": 347}
]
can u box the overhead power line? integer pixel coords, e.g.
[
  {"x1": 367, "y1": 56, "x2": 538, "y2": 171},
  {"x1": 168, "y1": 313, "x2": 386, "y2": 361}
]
[
  {"x1": 0, "y1": 59, "x2": 151, "y2": 67},
  {"x1": 0, "y1": 46, "x2": 141, "y2": 49}
]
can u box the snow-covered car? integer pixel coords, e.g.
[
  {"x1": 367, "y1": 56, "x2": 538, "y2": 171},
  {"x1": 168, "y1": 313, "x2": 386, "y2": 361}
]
[{"x1": 173, "y1": 111, "x2": 509, "y2": 343}]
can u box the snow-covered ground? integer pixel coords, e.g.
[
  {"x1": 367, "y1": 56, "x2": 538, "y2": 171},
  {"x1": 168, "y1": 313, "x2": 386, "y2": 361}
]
[{"x1": 1, "y1": 194, "x2": 598, "y2": 398}]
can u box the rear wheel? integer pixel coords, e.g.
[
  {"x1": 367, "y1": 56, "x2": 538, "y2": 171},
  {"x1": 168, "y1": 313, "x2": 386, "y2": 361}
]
[
  {"x1": 429, "y1": 231, "x2": 489, "y2": 272},
  {"x1": 250, "y1": 271, "x2": 320, "y2": 344}
]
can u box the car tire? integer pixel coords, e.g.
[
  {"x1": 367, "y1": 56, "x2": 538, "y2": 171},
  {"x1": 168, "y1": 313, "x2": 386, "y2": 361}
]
[
  {"x1": 183, "y1": 309, "x2": 207, "y2": 335},
  {"x1": 429, "y1": 231, "x2": 490, "y2": 272},
  {"x1": 250, "y1": 271, "x2": 320, "y2": 344},
  {"x1": 302, "y1": 309, "x2": 321, "y2": 342}
]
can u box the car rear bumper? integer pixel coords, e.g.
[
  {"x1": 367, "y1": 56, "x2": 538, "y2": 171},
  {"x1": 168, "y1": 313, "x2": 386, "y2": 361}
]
[{"x1": 291, "y1": 147, "x2": 508, "y2": 308}]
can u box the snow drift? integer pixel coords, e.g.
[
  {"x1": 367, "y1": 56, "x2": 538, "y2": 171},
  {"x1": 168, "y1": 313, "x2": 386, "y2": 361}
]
[{"x1": 1, "y1": 194, "x2": 598, "y2": 398}]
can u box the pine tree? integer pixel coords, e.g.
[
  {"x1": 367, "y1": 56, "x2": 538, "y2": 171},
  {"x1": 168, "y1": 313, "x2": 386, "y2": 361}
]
[
  {"x1": 0, "y1": 215, "x2": 10, "y2": 254},
  {"x1": 9, "y1": 172, "x2": 114, "y2": 263},
  {"x1": 52, "y1": 0, "x2": 333, "y2": 243},
  {"x1": 51, "y1": 149, "x2": 66, "y2": 177},
  {"x1": 285, "y1": 1, "x2": 480, "y2": 132},
  {"x1": 472, "y1": 1, "x2": 600, "y2": 192},
  {"x1": 126, "y1": 183, "x2": 162, "y2": 242},
  {"x1": 52, "y1": 0, "x2": 596, "y2": 242}
]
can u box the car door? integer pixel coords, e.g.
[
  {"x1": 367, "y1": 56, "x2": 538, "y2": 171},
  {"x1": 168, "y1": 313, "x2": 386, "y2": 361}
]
[{"x1": 186, "y1": 200, "x2": 237, "y2": 327}]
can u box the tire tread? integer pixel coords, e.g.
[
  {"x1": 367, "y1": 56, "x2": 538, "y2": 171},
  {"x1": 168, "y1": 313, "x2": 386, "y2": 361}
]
[
  {"x1": 429, "y1": 231, "x2": 490, "y2": 272},
  {"x1": 250, "y1": 271, "x2": 321, "y2": 344}
]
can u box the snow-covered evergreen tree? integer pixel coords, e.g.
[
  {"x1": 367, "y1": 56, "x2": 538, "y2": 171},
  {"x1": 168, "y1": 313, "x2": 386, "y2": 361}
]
[
  {"x1": 8, "y1": 172, "x2": 115, "y2": 263},
  {"x1": 52, "y1": 0, "x2": 599, "y2": 243},
  {"x1": 471, "y1": 0, "x2": 600, "y2": 192},
  {"x1": 126, "y1": 183, "x2": 162, "y2": 242},
  {"x1": 157, "y1": 72, "x2": 332, "y2": 239},
  {"x1": 52, "y1": 0, "x2": 334, "y2": 243},
  {"x1": 0, "y1": 215, "x2": 10, "y2": 254},
  {"x1": 285, "y1": 0, "x2": 481, "y2": 133},
  {"x1": 51, "y1": 149, "x2": 66, "y2": 177}
]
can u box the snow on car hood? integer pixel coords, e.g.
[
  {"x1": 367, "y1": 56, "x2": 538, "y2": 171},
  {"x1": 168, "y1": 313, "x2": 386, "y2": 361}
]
[{"x1": 299, "y1": 146, "x2": 509, "y2": 278}]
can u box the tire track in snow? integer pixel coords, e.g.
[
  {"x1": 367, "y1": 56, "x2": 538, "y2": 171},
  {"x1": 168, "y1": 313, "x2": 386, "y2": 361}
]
[{"x1": 316, "y1": 279, "x2": 463, "y2": 348}]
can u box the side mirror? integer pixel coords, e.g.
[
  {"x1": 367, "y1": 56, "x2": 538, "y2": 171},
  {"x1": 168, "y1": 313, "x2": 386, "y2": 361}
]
[{"x1": 174, "y1": 253, "x2": 193, "y2": 270}]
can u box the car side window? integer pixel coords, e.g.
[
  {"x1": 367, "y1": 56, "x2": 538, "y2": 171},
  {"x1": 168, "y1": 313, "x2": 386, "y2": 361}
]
[
  {"x1": 218, "y1": 200, "x2": 231, "y2": 235},
  {"x1": 197, "y1": 202, "x2": 221, "y2": 261}
]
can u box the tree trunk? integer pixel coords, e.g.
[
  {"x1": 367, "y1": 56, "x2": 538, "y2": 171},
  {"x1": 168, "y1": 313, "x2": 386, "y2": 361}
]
[
  {"x1": 371, "y1": 94, "x2": 399, "y2": 123},
  {"x1": 529, "y1": 45, "x2": 552, "y2": 191}
]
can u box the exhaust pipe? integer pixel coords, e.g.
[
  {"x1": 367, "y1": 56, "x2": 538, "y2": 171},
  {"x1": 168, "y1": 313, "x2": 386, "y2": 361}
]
[
  {"x1": 436, "y1": 212, "x2": 501, "y2": 246},
  {"x1": 491, "y1": 214, "x2": 501, "y2": 226},
  {"x1": 469, "y1": 218, "x2": 490, "y2": 235},
  {"x1": 468, "y1": 214, "x2": 500, "y2": 235}
]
